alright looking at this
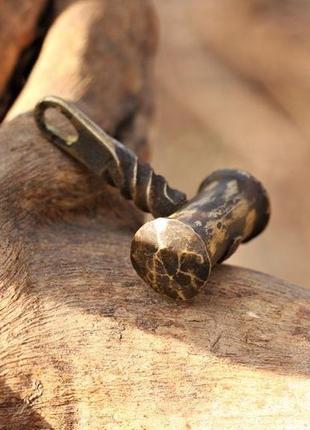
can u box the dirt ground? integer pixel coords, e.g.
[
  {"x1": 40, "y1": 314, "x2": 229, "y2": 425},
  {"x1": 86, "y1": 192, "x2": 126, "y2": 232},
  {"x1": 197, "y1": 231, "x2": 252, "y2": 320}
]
[{"x1": 152, "y1": 0, "x2": 310, "y2": 288}]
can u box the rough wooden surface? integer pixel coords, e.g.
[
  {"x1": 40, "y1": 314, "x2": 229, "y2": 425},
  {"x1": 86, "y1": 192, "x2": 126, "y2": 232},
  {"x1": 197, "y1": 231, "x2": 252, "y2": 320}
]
[
  {"x1": 153, "y1": 0, "x2": 310, "y2": 287},
  {"x1": 0, "y1": 1, "x2": 310, "y2": 429},
  {"x1": 1, "y1": 118, "x2": 310, "y2": 427}
]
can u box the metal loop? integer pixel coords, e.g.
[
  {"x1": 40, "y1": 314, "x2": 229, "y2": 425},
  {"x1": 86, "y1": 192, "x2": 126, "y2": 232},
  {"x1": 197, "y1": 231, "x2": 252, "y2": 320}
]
[{"x1": 34, "y1": 96, "x2": 187, "y2": 217}]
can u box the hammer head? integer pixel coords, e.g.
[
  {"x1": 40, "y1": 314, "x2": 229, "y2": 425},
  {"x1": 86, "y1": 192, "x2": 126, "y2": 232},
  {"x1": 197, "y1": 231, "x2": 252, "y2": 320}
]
[
  {"x1": 131, "y1": 218, "x2": 211, "y2": 300},
  {"x1": 131, "y1": 169, "x2": 270, "y2": 300}
]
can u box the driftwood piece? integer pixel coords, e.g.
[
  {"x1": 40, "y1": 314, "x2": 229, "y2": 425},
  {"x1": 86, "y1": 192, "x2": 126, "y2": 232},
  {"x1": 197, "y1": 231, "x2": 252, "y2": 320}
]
[
  {"x1": 0, "y1": 1, "x2": 310, "y2": 429},
  {"x1": 153, "y1": 0, "x2": 310, "y2": 287},
  {"x1": 0, "y1": 125, "x2": 310, "y2": 428}
]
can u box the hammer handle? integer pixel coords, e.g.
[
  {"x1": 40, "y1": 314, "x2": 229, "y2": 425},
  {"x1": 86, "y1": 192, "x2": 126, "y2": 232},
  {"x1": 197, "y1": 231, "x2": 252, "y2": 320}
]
[{"x1": 172, "y1": 169, "x2": 270, "y2": 266}]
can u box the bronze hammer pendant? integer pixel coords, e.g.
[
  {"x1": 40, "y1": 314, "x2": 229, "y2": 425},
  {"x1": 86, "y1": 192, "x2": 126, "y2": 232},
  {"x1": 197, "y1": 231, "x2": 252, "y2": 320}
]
[
  {"x1": 131, "y1": 170, "x2": 270, "y2": 299},
  {"x1": 34, "y1": 96, "x2": 270, "y2": 300}
]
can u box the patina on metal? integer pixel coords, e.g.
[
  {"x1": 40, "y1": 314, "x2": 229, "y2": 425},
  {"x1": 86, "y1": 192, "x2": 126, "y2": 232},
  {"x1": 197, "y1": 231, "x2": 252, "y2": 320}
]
[
  {"x1": 131, "y1": 169, "x2": 270, "y2": 300},
  {"x1": 34, "y1": 97, "x2": 271, "y2": 301},
  {"x1": 34, "y1": 96, "x2": 187, "y2": 218}
]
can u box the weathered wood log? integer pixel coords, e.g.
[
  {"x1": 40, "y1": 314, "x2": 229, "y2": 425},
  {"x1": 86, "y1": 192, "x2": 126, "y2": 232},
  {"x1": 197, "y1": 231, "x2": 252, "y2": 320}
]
[
  {"x1": 1, "y1": 114, "x2": 310, "y2": 427},
  {"x1": 1, "y1": 1, "x2": 310, "y2": 429}
]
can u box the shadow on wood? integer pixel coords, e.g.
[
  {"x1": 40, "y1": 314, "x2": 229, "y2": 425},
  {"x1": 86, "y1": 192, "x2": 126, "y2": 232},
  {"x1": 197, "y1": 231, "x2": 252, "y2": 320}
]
[
  {"x1": 0, "y1": 379, "x2": 52, "y2": 429},
  {"x1": 1, "y1": 0, "x2": 309, "y2": 428}
]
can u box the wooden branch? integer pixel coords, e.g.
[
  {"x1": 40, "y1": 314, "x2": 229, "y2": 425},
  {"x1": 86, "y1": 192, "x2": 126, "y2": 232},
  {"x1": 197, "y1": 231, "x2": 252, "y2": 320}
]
[
  {"x1": 1, "y1": 141, "x2": 310, "y2": 428},
  {"x1": 0, "y1": 1, "x2": 309, "y2": 429},
  {"x1": 7, "y1": 0, "x2": 157, "y2": 161}
]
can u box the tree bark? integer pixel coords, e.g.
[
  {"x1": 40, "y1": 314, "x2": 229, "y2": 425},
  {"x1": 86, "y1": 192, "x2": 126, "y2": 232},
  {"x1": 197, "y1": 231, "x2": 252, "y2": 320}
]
[{"x1": 0, "y1": 1, "x2": 310, "y2": 429}]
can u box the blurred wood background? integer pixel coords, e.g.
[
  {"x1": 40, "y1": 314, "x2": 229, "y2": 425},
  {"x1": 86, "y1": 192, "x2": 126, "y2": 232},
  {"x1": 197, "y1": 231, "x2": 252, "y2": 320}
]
[
  {"x1": 153, "y1": 0, "x2": 310, "y2": 288},
  {"x1": 0, "y1": 1, "x2": 310, "y2": 429}
]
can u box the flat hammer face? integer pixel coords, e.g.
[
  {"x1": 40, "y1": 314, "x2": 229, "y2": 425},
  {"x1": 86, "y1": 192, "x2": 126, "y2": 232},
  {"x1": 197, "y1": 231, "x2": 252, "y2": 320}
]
[{"x1": 130, "y1": 169, "x2": 270, "y2": 300}]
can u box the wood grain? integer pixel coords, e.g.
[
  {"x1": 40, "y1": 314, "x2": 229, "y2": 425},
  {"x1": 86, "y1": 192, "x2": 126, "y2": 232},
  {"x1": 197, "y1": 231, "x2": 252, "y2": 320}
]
[
  {"x1": 1, "y1": 119, "x2": 310, "y2": 426},
  {"x1": 0, "y1": 1, "x2": 310, "y2": 429}
]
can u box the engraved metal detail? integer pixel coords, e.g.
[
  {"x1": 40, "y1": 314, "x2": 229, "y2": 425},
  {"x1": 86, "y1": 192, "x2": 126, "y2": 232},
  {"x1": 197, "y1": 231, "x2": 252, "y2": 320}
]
[{"x1": 34, "y1": 96, "x2": 187, "y2": 218}]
